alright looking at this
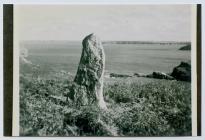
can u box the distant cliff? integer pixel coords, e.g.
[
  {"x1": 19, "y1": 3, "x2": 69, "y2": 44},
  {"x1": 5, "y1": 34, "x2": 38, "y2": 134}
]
[{"x1": 179, "y1": 44, "x2": 191, "y2": 50}]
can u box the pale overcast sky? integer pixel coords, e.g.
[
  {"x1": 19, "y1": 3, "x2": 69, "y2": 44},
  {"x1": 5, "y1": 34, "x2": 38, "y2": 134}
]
[{"x1": 15, "y1": 5, "x2": 192, "y2": 41}]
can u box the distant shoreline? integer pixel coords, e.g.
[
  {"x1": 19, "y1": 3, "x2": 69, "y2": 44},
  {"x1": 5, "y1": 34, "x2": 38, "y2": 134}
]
[
  {"x1": 20, "y1": 40, "x2": 191, "y2": 46},
  {"x1": 103, "y1": 41, "x2": 191, "y2": 45}
]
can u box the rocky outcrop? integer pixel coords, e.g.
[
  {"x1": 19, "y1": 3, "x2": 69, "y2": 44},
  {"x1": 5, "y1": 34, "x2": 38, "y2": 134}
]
[
  {"x1": 151, "y1": 71, "x2": 174, "y2": 80},
  {"x1": 134, "y1": 62, "x2": 191, "y2": 82},
  {"x1": 134, "y1": 73, "x2": 147, "y2": 77},
  {"x1": 171, "y1": 62, "x2": 191, "y2": 82},
  {"x1": 20, "y1": 47, "x2": 32, "y2": 64},
  {"x1": 110, "y1": 73, "x2": 132, "y2": 78},
  {"x1": 68, "y1": 33, "x2": 107, "y2": 109},
  {"x1": 134, "y1": 72, "x2": 174, "y2": 80}
]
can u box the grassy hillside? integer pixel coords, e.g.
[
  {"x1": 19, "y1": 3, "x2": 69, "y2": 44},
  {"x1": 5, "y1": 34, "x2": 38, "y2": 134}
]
[{"x1": 20, "y1": 73, "x2": 191, "y2": 136}]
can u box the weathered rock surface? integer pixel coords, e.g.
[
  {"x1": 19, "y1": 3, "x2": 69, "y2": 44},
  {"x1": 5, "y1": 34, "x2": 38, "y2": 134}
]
[
  {"x1": 171, "y1": 62, "x2": 191, "y2": 82},
  {"x1": 134, "y1": 73, "x2": 147, "y2": 77},
  {"x1": 20, "y1": 47, "x2": 32, "y2": 64},
  {"x1": 134, "y1": 72, "x2": 174, "y2": 80},
  {"x1": 68, "y1": 33, "x2": 107, "y2": 109},
  {"x1": 151, "y1": 71, "x2": 175, "y2": 80},
  {"x1": 110, "y1": 73, "x2": 132, "y2": 78}
]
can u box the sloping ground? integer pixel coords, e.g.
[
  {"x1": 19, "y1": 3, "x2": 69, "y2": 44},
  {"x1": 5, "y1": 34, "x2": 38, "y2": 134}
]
[{"x1": 20, "y1": 73, "x2": 191, "y2": 136}]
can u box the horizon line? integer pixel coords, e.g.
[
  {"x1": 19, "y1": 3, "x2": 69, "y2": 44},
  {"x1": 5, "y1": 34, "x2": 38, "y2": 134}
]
[{"x1": 20, "y1": 40, "x2": 191, "y2": 43}]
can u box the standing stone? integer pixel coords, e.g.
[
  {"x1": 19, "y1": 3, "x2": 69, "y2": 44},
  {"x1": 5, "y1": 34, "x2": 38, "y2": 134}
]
[{"x1": 68, "y1": 33, "x2": 107, "y2": 109}]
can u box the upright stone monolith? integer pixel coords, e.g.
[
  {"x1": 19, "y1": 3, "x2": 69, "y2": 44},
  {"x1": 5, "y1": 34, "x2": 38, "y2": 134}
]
[{"x1": 68, "y1": 33, "x2": 107, "y2": 109}]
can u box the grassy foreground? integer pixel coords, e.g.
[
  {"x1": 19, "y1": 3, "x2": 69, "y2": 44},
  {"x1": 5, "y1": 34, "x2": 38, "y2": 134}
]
[{"x1": 20, "y1": 73, "x2": 191, "y2": 136}]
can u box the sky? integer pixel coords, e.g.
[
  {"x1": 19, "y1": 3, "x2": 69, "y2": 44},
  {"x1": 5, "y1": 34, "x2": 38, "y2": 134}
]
[{"x1": 15, "y1": 5, "x2": 192, "y2": 41}]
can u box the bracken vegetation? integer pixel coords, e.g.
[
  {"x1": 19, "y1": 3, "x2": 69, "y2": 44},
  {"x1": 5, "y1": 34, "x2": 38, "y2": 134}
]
[{"x1": 20, "y1": 72, "x2": 191, "y2": 136}]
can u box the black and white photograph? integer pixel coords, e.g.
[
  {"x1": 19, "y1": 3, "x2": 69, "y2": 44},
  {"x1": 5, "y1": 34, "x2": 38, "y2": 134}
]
[{"x1": 12, "y1": 4, "x2": 197, "y2": 136}]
